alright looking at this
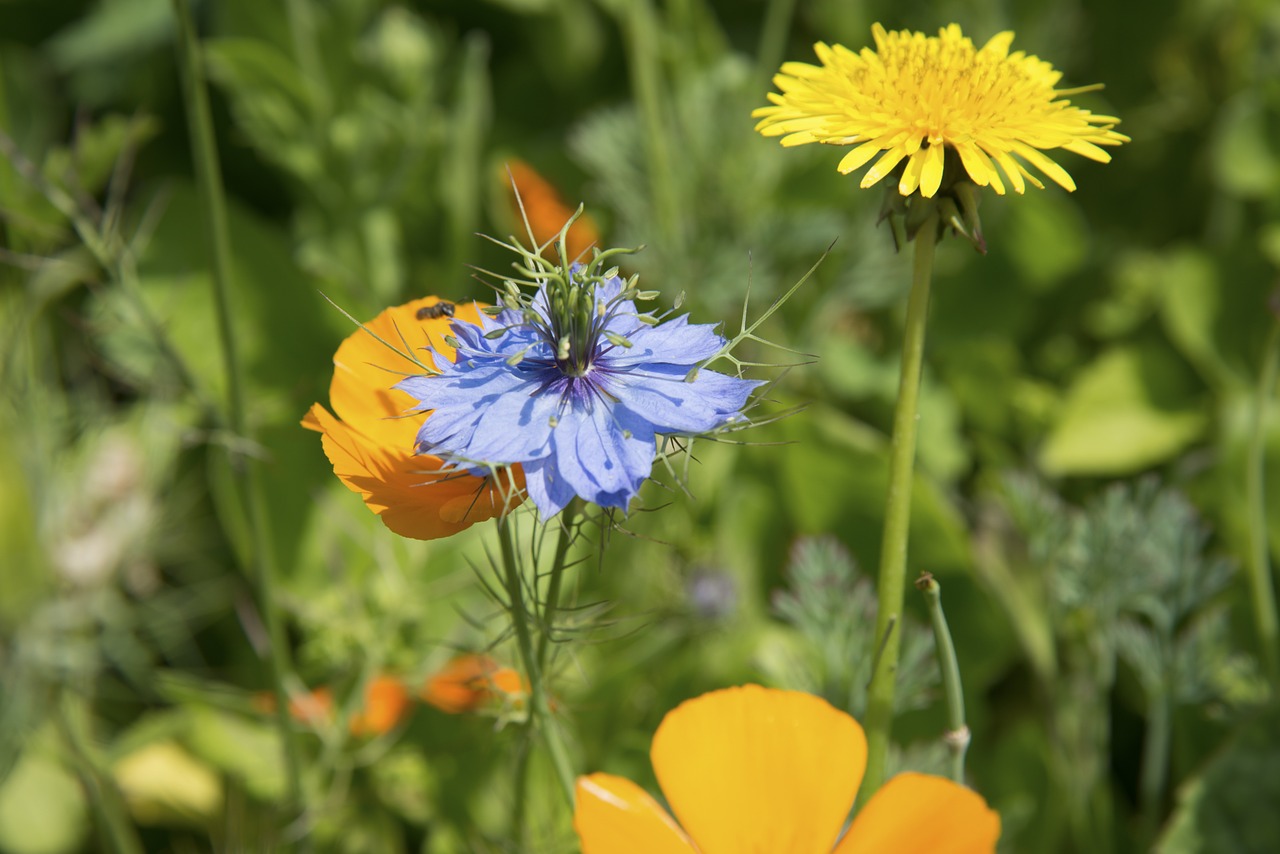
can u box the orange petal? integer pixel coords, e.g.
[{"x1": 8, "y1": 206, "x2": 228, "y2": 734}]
[
  {"x1": 834, "y1": 772, "x2": 1001, "y2": 854},
  {"x1": 574, "y1": 774, "x2": 696, "y2": 854},
  {"x1": 328, "y1": 297, "x2": 482, "y2": 448},
  {"x1": 349, "y1": 676, "x2": 412, "y2": 737},
  {"x1": 421, "y1": 654, "x2": 502, "y2": 714},
  {"x1": 650, "y1": 685, "x2": 865, "y2": 854},
  {"x1": 303, "y1": 402, "x2": 516, "y2": 540},
  {"x1": 290, "y1": 686, "x2": 335, "y2": 726},
  {"x1": 501, "y1": 158, "x2": 600, "y2": 262},
  {"x1": 253, "y1": 686, "x2": 334, "y2": 727}
]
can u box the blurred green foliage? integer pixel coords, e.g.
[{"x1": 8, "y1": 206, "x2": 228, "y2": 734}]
[{"x1": 2, "y1": 0, "x2": 1280, "y2": 851}]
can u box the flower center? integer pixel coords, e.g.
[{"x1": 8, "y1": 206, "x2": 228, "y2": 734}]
[{"x1": 545, "y1": 266, "x2": 613, "y2": 378}]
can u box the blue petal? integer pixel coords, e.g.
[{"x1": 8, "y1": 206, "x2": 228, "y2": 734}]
[
  {"x1": 549, "y1": 395, "x2": 655, "y2": 508},
  {"x1": 523, "y1": 457, "x2": 577, "y2": 519},
  {"x1": 400, "y1": 367, "x2": 559, "y2": 463},
  {"x1": 605, "y1": 364, "x2": 760, "y2": 434},
  {"x1": 605, "y1": 314, "x2": 725, "y2": 367}
]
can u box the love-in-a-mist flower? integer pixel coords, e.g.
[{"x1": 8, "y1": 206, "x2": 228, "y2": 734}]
[
  {"x1": 754, "y1": 23, "x2": 1129, "y2": 199},
  {"x1": 396, "y1": 253, "x2": 758, "y2": 520},
  {"x1": 303, "y1": 297, "x2": 522, "y2": 540},
  {"x1": 575, "y1": 684, "x2": 1001, "y2": 854}
]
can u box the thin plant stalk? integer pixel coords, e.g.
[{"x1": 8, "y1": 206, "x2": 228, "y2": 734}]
[
  {"x1": 916, "y1": 573, "x2": 969, "y2": 784},
  {"x1": 1137, "y1": 671, "x2": 1172, "y2": 845},
  {"x1": 1246, "y1": 312, "x2": 1280, "y2": 689},
  {"x1": 496, "y1": 516, "x2": 578, "y2": 809},
  {"x1": 512, "y1": 500, "x2": 581, "y2": 836},
  {"x1": 170, "y1": 0, "x2": 305, "y2": 827},
  {"x1": 616, "y1": 0, "x2": 685, "y2": 255},
  {"x1": 56, "y1": 693, "x2": 144, "y2": 854},
  {"x1": 755, "y1": 0, "x2": 798, "y2": 85},
  {"x1": 860, "y1": 214, "x2": 939, "y2": 804}
]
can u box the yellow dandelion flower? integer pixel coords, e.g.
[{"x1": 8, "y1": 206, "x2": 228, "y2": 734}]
[{"x1": 754, "y1": 23, "x2": 1129, "y2": 198}]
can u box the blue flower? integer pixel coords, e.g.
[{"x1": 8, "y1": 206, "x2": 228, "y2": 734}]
[{"x1": 395, "y1": 268, "x2": 758, "y2": 519}]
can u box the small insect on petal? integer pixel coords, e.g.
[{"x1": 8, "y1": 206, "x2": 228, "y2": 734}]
[{"x1": 416, "y1": 301, "x2": 455, "y2": 320}]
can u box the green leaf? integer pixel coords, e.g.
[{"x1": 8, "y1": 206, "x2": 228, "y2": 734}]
[
  {"x1": 46, "y1": 0, "x2": 171, "y2": 72},
  {"x1": 1039, "y1": 343, "x2": 1207, "y2": 476},
  {"x1": 1157, "y1": 708, "x2": 1280, "y2": 853},
  {"x1": 765, "y1": 404, "x2": 971, "y2": 573},
  {"x1": 0, "y1": 751, "x2": 88, "y2": 854},
  {"x1": 1210, "y1": 93, "x2": 1279, "y2": 198},
  {"x1": 1154, "y1": 247, "x2": 1243, "y2": 392},
  {"x1": 1002, "y1": 190, "x2": 1090, "y2": 291},
  {"x1": 183, "y1": 707, "x2": 285, "y2": 802}
]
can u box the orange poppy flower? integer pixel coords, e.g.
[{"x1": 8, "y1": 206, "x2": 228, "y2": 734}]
[
  {"x1": 250, "y1": 685, "x2": 335, "y2": 726},
  {"x1": 501, "y1": 158, "x2": 601, "y2": 262},
  {"x1": 575, "y1": 685, "x2": 1000, "y2": 854},
  {"x1": 420, "y1": 654, "x2": 528, "y2": 714},
  {"x1": 302, "y1": 297, "x2": 523, "y2": 540},
  {"x1": 348, "y1": 675, "x2": 413, "y2": 736},
  {"x1": 256, "y1": 675, "x2": 412, "y2": 737}
]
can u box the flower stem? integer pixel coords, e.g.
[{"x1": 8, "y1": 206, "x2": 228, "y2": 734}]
[
  {"x1": 616, "y1": 0, "x2": 685, "y2": 254},
  {"x1": 1137, "y1": 673, "x2": 1173, "y2": 845},
  {"x1": 916, "y1": 573, "x2": 969, "y2": 783},
  {"x1": 56, "y1": 693, "x2": 144, "y2": 854},
  {"x1": 1246, "y1": 311, "x2": 1280, "y2": 690},
  {"x1": 859, "y1": 215, "x2": 938, "y2": 804},
  {"x1": 170, "y1": 0, "x2": 305, "y2": 830},
  {"x1": 496, "y1": 516, "x2": 578, "y2": 810},
  {"x1": 755, "y1": 0, "x2": 798, "y2": 85},
  {"x1": 512, "y1": 501, "x2": 581, "y2": 835}
]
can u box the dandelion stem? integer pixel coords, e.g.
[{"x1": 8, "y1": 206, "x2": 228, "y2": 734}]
[
  {"x1": 1246, "y1": 309, "x2": 1280, "y2": 690},
  {"x1": 170, "y1": 0, "x2": 305, "y2": 832},
  {"x1": 497, "y1": 517, "x2": 578, "y2": 810},
  {"x1": 860, "y1": 214, "x2": 938, "y2": 804},
  {"x1": 916, "y1": 573, "x2": 969, "y2": 783}
]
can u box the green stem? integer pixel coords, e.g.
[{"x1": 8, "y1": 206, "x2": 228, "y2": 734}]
[
  {"x1": 536, "y1": 500, "x2": 580, "y2": 668},
  {"x1": 755, "y1": 0, "x2": 798, "y2": 84},
  {"x1": 859, "y1": 215, "x2": 938, "y2": 804},
  {"x1": 170, "y1": 0, "x2": 305, "y2": 829},
  {"x1": 56, "y1": 694, "x2": 144, "y2": 854},
  {"x1": 1137, "y1": 676, "x2": 1172, "y2": 845},
  {"x1": 512, "y1": 501, "x2": 581, "y2": 837},
  {"x1": 916, "y1": 573, "x2": 969, "y2": 784},
  {"x1": 617, "y1": 0, "x2": 684, "y2": 254},
  {"x1": 496, "y1": 517, "x2": 578, "y2": 809},
  {"x1": 1246, "y1": 313, "x2": 1280, "y2": 690}
]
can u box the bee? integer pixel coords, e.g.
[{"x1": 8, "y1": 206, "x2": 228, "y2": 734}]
[{"x1": 416, "y1": 301, "x2": 456, "y2": 321}]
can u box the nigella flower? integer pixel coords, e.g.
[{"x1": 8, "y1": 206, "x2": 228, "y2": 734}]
[{"x1": 396, "y1": 256, "x2": 759, "y2": 520}]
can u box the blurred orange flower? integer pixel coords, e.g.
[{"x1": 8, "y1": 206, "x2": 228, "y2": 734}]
[
  {"x1": 303, "y1": 297, "x2": 523, "y2": 540},
  {"x1": 575, "y1": 684, "x2": 1000, "y2": 854},
  {"x1": 255, "y1": 675, "x2": 412, "y2": 737},
  {"x1": 420, "y1": 654, "x2": 528, "y2": 714},
  {"x1": 348, "y1": 675, "x2": 412, "y2": 737},
  {"x1": 501, "y1": 158, "x2": 600, "y2": 262}
]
